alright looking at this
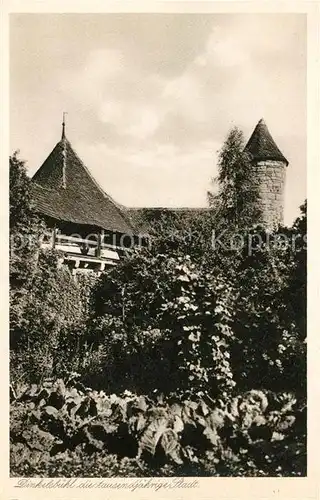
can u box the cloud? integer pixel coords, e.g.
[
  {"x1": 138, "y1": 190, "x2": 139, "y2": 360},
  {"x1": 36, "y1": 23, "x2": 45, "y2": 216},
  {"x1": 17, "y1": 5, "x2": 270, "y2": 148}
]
[
  {"x1": 61, "y1": 48, "x2": 127, "y2": 108},
  {"x1": 196, "y1": 24, "x2": 250, "y2": 68},
  {"x1": 60, "y1": 13, "x2": 305, "y2": 150},
  {"x1": 126, "y1": 107, "x2": 160, "y2": 139},
  {"x1": 10, "y1": 13, "x2": 306, "y2": 223},
  {"x1": 76, "y1": 139, "x2": 220, "y2": 207}
]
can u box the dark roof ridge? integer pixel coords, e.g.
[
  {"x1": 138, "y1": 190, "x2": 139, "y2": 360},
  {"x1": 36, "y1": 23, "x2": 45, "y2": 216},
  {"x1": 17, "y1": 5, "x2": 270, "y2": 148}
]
[
  {"x1": 31, "y1": 181, "x2": 55, "y2": 192},
  {"x1": 125, "y1": 206, "x2": 210, "y2": 211}
]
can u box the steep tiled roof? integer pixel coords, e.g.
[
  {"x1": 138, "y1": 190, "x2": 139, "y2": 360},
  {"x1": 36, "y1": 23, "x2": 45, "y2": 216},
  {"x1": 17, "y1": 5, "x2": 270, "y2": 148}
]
[
  {"x1": 31, "y1": 137, "x2": 135, "y2": 234},
  {"x1": 245, "y1": 119, "x2": 288, "y2": 165}
]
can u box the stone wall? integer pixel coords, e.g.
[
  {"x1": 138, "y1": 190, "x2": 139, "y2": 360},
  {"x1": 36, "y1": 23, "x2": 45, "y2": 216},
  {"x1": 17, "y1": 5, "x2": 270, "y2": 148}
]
[{"x1": 253, "y1": 160, "x2": 286, "y2": 229}]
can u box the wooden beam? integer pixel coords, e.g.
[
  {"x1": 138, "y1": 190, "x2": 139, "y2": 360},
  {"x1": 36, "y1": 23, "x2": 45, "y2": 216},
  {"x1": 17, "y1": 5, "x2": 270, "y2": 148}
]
[
  {"x1": 54, "y1": 233, "x2": 132, "y2": 252},
  {"x1": 97, "y1": 229, "x2": 104, "y2": 258},
  {"x1": 52, "y1": 226, "x2": 57, "y2": 249}
]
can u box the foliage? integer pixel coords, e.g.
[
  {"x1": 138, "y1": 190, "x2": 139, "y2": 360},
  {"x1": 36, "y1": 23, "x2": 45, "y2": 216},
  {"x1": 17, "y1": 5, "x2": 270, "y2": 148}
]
[
  {"x1": 9, "y1": 138, "x2": 306, "y2": 478},
  {"x1": 208, "y1": 127, "x2": 261, "y2": 230},
  {"x1": 10, "y1": 253, "x2": 97, "y2": 382},
  {"x1": 10, "y1": 152, "x2": 97, "y2": 383},
  {"x1": 284, "y1": 200, "x2": 307, "y2": 340},
  {"x1": 227, "y1": 222, "x2": 306, "y2": 395},
  {"x1": 89, "y1": 200, "x2": 306, "y2": 398},
  {"x1": 10, "y1": 377, "x2": 305, "y2": 477},
  {"x1": 10, "y1": 152, "x2": 45, "y2": 288},
  {"x1": 10, "y1": 151, "x2": 39, "y2": 231},
  {"x1": 90, "y1": 248, "x2": 238, "y2": 397}
]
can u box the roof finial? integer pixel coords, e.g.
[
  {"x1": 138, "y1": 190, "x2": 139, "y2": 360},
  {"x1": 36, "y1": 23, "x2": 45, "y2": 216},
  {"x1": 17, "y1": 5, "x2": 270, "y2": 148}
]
[{"x1": 62, "y1": 112, "x2": 68, "y2": 140}]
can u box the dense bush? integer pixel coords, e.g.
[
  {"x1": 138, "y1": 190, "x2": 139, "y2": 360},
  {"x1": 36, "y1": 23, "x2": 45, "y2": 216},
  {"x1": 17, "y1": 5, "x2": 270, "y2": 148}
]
[
  {"x1": 9, "y1": 140, "x2": 306, "y2": 477},
  {"x1": 10, "y1": 250, "x2": 97, "y2": 382},
  {"x1": 84, "y1": 203, "x2": 306, "y2": 399},
  {"x1": 10, "y1": 377, "x2": 305, "y2": 477},
  {"x1": 88, "y1": 250, "x2": 236, "y2": 397},
  {"x1": 10, "y1": 152, "x2": 98, "y2": 383},
  {"x1": 229, "y1": 223, "x2": 306, "y2": 395}
]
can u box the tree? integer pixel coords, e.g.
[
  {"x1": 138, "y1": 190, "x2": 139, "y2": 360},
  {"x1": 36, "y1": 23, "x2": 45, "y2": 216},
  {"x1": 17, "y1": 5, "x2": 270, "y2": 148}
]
[
  {"x1": 227, "y1": 203, "x2": 307, "y2": 394},
  {"x1": 208, "y1": 127, "x2": 261, "y2": 231},
  {"x1": 9, "y1": 152, "x2": 98, "y2": 383},
  {"x1": 9, "y1": 152, "x2": 44, "y2": 286},
  {"x1": 10, "y1": 151, "x2": 36, "y2": 230},
  {"x1": 285, "y1": 200, "x2": 307, "y2": 341}
]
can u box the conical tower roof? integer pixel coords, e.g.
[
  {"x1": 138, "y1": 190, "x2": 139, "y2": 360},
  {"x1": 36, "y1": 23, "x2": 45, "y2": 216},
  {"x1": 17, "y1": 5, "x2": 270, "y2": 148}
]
[
  {"x1": 31, "y1": 129, "x2": 135, "y2": 234},
  {"x1": 245, "y1": 119, "x2": 288, "y2": 165}
]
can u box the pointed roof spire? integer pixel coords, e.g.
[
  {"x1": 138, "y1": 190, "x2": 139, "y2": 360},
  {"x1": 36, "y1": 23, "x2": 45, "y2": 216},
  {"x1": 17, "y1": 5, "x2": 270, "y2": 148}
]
[
  {"x1": 31, "y1": 134, "x2": 135, "y2": 234},
  {"x1": 61, "y1": 112, "x2": 67, "y2": 140},
  {"x1": 245, "y1": 118, "x2": 288, "y2": 165}
]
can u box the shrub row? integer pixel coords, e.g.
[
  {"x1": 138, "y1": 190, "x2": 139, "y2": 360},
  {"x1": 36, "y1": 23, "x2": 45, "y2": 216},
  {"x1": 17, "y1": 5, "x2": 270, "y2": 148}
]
[{"x1": 10, "y1": 377, "x2": 306, "y2": 477}]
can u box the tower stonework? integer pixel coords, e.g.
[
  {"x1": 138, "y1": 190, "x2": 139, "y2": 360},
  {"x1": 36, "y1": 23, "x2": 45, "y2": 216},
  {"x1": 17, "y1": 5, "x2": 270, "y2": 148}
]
[{"x1": 245, "y1": 119, "x2": 288, "y2": 229}]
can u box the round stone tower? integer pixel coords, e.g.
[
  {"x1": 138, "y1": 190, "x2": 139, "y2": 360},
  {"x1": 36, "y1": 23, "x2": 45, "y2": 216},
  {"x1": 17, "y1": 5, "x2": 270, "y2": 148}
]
[{"x1": 245, "y1": 119, "x2": 289, "y2": 229}]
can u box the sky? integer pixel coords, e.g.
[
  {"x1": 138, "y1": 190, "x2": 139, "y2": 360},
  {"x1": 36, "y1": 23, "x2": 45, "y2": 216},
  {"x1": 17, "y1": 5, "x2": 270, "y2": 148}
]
[{"x1": 10, "y1": 13, "x2": 306, "y2": 225}]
